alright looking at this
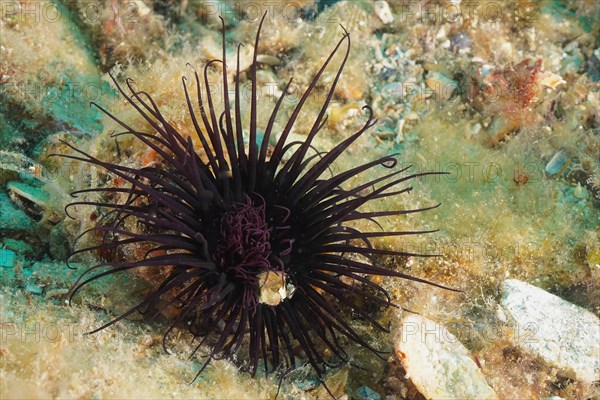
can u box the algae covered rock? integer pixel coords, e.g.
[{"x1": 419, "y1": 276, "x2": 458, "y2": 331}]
[
  {"x1": 500, "y1": 279, "x2": 600, "y2": 386},
  {"x1": 0, "y1": 192, "x2": 34, "y2": 232},
  {"x1": 395, "y1": 313, "x2": 499, "y2": 400}
]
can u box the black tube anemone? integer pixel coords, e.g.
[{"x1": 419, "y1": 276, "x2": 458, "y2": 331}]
[{"x1": 57, "y1": 14, "x2": 452, "y2": 381}]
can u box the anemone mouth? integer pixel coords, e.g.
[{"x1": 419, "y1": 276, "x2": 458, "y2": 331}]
[
  {"x1": 55, "y1": 12, "x2": 455, "y2": 385},
  {"x1": 212, "y1": 194, "x2": 292, "y2": 289},
  {"x1": 213, "y1": 195, "x2": 274, "y2": 277}
]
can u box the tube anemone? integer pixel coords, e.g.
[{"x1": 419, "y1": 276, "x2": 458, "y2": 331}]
[{"x1": 58, "y1": 14, "x2": 451, "y2": 383}]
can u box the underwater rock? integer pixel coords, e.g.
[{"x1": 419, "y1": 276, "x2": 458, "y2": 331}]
[
  {"x1": 44, "y1": 288, "x2": 69, "y2": 300},
  {"x1": 425, "y1": 71, "x2": 458, "y2": 101},
  {"x1": 451, "y1": 32, "x2": 472, "y2": 54},
  {"x1": 500, "y1": 279, "x2": 600, "y2": 385},
  {"x1": 537, "y1": 71, "x2": 566, "y2": 90},
  {"x1": 24, "y1": 283, "x2": 43, "y2": 295},
  {"x1": 7, "y1": 181, "x2": 50, "y2": 220},
  {"x1": 256, "y1": 271, "x2": 294, "y2": 306},
  {"x1": 373, "y1": 1, "x2": 393, "y2": 24},
  {"x1": 0, "y1": 151, "x2": 44, "y2": 184},
  {"x1": 1, "y1": 2, "x2": 104, "y2": 141},
  {"x1": 394, "y1": 314, "x2": 499, "y2": 400},
  {"x1": 0, "y1": 248, "x2": 16, "y2": 268},
  {"x1": 1, "y1": 239, "x2": 33, "y2": 258},
  {"x1": 0, "y1": 193, "x2": 34, "y2": 231},
  {"x1": 308, "y1": 368, "x2": 348, "y2": 399},
  {"x1": 545, "y1": 149, "x2": 569, "y2": 175},
  {"x1": 355, "y1": 385, "x2": 381, "y2": 400},
  {"x1": 66, "y1": 0, "x2": 167, "y2": 68}
]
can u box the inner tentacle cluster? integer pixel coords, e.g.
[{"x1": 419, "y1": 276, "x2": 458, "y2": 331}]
[
  {"x1": 57, "y1": 13, "x2": 452, "y2": 382},
  {"x1": 211, "y1": 194, "x2": 292, "y2": 310},
  {"x1": 213, "y1": 195, "x2": 274, "y2": 281}
]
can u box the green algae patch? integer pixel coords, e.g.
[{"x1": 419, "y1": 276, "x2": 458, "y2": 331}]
[{"x1": 0, "y1": 0, "x2": 105, "y2": 146}]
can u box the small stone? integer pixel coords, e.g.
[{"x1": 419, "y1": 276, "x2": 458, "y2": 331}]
[
  {"x1": 256, "y1": 54, "x2": 280, "y2": 66},
  {"x1": 395, "y1": 314, "x2": 499, "y2": 400},
  {"x1": 309, "y1": 368, "x2": 348, "y2": 399},
  {"x1": 545, "y1": 149, "x2": 569, "y2": 175},
  {"x1": 1, "y1": 239, "x2": 33, "y2": 256},
  {"x1": 496, "y1": 305, "x2": 507, "y2": 323},
  {"x1": 425, "y1": 72, "x2": 458, "y2": 101},
  {"x1": 451, "y1": 32, "x2": 472, "y2": 53},
  {"x1": 500, "y1": 279, "x2": 600, "y2": 385},
  {"x1": 573, "y1": 183, "x2": 589, "y2": 200},
  {"x1": 355, "y1": 386, "x2": 381, "y2": 400},
  {"x1": 587, "y1": 246, "x2": 600, "y2": 268},
  {"x1": 7, "y1": 181, "x2": 50, "y2": 208},
  {"x1": 25, "y1": 283, "x2": 43, "y2": 295},
  {"x1": 373, "y1": 1, "x2": 393, "y2": 24},
  {"x1": 395, "y1": 119, "x2": 405, "y2": 144},
  {"x1": 257, "y1": 271, "x2": 289, "y2": 306},
  {"x1": 435, "y1": 26, "x2": 447, "y2": 41},
  {"x1": 538, "y1": 71, "x2": 566, "y2": 89},
  {"x1": 0, "y1": 248, "x2": 16, "y2": 267},
  {"x1": 45, "y1": 288, "x2": 69, "y2": 300}
]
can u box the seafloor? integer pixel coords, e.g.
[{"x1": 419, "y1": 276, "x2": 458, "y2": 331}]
[{"x1": 1, "y1": 1, "x2": 599, "y2": 399}]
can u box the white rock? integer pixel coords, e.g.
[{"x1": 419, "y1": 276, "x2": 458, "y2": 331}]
[
  {"x1": 395, "y1": 314, "x2": 499, "y2": 400},
  {"x1": 500, "y1": 279, "x2": 600, "y2": 385},
  {"x1": 538, "y1": 71, "x2": 566, "y2": 90},
  {"x1": 374, "y1": 1, "x2": 393, "y2": 24}
]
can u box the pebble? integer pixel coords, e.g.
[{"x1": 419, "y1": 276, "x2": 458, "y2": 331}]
[
  {"x1": 425, "y1": 72, "x2": 458, "y2": 101},
  {"x1": 355, "y1": 386, "x2": 381, "y2": 400},
  {"x1": 256, "y1": 54, "x2": 280, "y2": 66},
  {"x1": 395, "y1": 313, "x2": 499, "y2": 400},
  {"x1": 545, "y1": 149, "x2": 569, "y2": 175},
  {"x1": 538, "y1": 71, "x2": 566, "y2": 89},
  {"x1": 373, "y1": 1, "x2": 393, "y2": 24},
  {"x1": 451, "y1": 32, "x2": 472, "y2": 53},
  {"x1": 7, "y1": 181, "x2": 50, "y2": 209},
  {"x1": 1, "y1": 239, "x2": 33, "y2": 257},
  {"x1": 45, "y1": 288, "x2": 69, "y2": 300},
  {"x1": 500, "y1": 279, "x2": 600, "y2": 385},
  {"x1": 25, "y1": 283, "x2": 43, "y2": 295},
  {"x1": 0, "y1": 248, "x2": 16, "y2": 268}
]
